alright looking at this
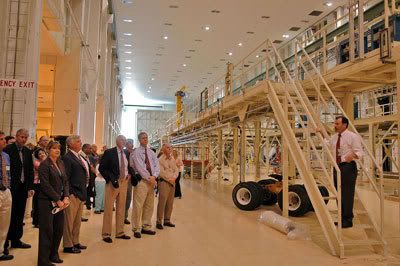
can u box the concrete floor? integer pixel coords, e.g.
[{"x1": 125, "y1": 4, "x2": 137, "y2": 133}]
[{"x1": 7, "y1": 179, "x2": 400, "y2": 266}]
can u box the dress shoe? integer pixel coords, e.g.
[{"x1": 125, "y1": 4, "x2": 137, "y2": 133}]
[
  {"x1": 81, "y1": 217, "x2": 88, "y2": 222},
  {"x1": 133, "y1": 232, "x2": 141, "y2": 239},
  {"x1": 100, "y1": 210, "x2": 104, "y2": 213},
  {"x1": 103, "y1": 237, "x2": 112, "y2": 243},
  {"x1": 11, "y1": 241, "x2": 31, "y2": 249},
  {"x1": 124, "y1": 219, "x2": 130, "y2": 225},
  {"x1": 141, "y1": 229, "x2": 156, "y2": 235},
  {"x1": 116, "y1": 234, "x2": 131, "y2": 240},
  {"x1": 0, "y1": 254, "x2": 13, "y2": 261},
  {"x1": 334, "y1": 221, "x2": 353, "y2": 228},
  {"x1": 156, "y1": 223, "x2": 164, "y2": 230},
  {"x1": 164, "y1": 222, "x2": 175, "y2": 227},
  {"x1": 63, "y1": 247, "x2": 81, "y2": 254},
  {"x1": 50, "y1": 257, "x2": 63, "y2": 263},
  {"x1": 94, "y1": 210, "x2": 101, "y2": 214},
  {"x1": 74, "y1": 243, "x2": 87, "y2": 250}
]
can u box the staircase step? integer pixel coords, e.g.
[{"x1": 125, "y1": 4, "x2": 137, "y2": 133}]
[{"x1": 342, "y1": 239, "x2": 383, "y2": 246}]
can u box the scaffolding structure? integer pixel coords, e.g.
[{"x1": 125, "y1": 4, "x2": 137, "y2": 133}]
[{"x1": 150, "y1": 0, "x2": 400, "y2": 258}]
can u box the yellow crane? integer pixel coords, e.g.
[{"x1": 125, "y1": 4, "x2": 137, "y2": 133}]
[{"x1": 175, "y1": 85, "x2": 187, "y2": 127}]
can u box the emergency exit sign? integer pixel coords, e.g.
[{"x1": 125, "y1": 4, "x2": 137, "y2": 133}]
[{"x1": 0, "y1": 78, "x2": 36, "y2": 89}]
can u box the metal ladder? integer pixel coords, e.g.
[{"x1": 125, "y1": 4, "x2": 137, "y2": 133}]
[{"x1": 264, "y1": 39, "x2": 386, "y2": 258}]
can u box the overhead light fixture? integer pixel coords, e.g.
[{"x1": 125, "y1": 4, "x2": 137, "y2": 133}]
[
  {"x1": 324, "y1": 2, "x2": 333, "y2": 7},
  {"x1": 125, "y1": 67, "x2": 131, "y2": 69},
  {"x1": 228, "y1": 52, "x2": 233, "y2": 56},
  {"x1": 282, "y1": 34, "x2": 290, "y2": 38},
  {"x1": 149, "y1": 86, "x2": 152, "y2": 89},
  {"x1": 203, "y1": 25, "x2": 211, "y2": 31},
  {"x1": 123, "y1": 19, "x2": 133, "y2": 23},
  {"x1": 126, "y1": 77, "x2": 132, "y2": 79},
  {"x1": 163, "y1": 35, "x2": 168, "y2": 40},
  {"x1": 126, "y1": 72, "x2": 132, "y2": 75},
  {"x1": 125, "y1": 60, "x2": 132, "y2": 63},
  {"x1": 256, "y1": 55, "x2": 260, "y2": 58},
  {"x1": 147, "y1": 90, "x2": 151, "y2": 92},
  {"x1": 238, "y1": 42, "x2": 243, "y2": 47},
  {"x1": 124, "y1": 44, "x2": 132, "y2": 47},
  {"x1": 123, "y1": 33, "x2": 132, "y2": 36},
  {"x1": 124, "y1": 51, "x2": 132, "y2": 54},
  {"x1": 182, "y1": 63, "x2": 187, "y2": 67}
]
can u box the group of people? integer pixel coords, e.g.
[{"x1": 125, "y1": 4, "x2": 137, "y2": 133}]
[{"x1": 0, "y1": 129, "x2": 184, "y2": 266}]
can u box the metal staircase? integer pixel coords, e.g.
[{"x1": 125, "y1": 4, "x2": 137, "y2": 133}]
[{"x1": 264, "y1": 39, "x2": 386, "y2": 258}]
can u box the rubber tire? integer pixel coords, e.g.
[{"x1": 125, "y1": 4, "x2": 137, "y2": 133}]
[
  {"x1": 232, "y1": 182, "x2": 263, "y2": 211},
  {"x1": 268, "y1": 174, "x2": 283, "y2": 181},
  {"x1": 277, "y1": 184, "x2": 311, "y2": 217},
  {"x1": 309, "y1": 185, "x2": 330, "y2": 212},
  {"x1": 257, "y1": 179, "x2": 278, "y2": 205}
]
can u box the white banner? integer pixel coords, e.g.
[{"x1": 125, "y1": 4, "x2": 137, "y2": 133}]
[{"x1": 0, "y1": 78, "x2": 36, "y2": 89}]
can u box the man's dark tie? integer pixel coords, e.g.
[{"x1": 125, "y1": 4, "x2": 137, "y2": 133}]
[
  {"x1": 145, "y1": 148, "x2": 152, "y2": 176},
  {"x1": 336, "y1": 133, "x2": 341, "y2": 164}
]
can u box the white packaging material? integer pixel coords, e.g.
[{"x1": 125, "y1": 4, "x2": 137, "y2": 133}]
[
  {"x1": 259, "y1": 211, "x2": 296, "y2": 234},
  {"x1": 259, "y1": 211, "x2": 311, "y2": 241}
]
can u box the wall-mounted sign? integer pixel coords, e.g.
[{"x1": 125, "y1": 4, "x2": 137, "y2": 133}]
[{"x1": 0, "y1": 78, "x2": 36, "y2": 89}]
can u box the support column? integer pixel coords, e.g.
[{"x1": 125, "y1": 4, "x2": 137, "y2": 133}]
[
  {"x1": 0, "y1": 0, "x2": 43, "y2": 138},
  {"x1": 240, "y1": 122, "x2": 246, "y2": 182},
  {"x1": 282, "y1": 97, "x2": 289, "y2": 217},
  {"x1": 74, "y1": 0, "x2": 102, "y2": 144},
  {"x1": 232, "y1": 127, "x2": 239, "y2": 184},
  {"x1": 254, "y1": 119, "x2": 261, "y2": 181},
  {"x1": 217, "y1": 129, "x2": 223, "y2": 185}
]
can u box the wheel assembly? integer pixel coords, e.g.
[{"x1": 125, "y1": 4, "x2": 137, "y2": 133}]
[
  {"x1": 257, "y1": 179, "x2": 278, "y2": 205},
  {"x1": 277, "y1": 184, "x2": 311, "y2": 217},
  {"x1": 232, "y1": 182, "x2": 263, "y2": 211}
]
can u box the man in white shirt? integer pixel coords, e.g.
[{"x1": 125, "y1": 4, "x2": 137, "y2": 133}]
[
  {"x1": 131, "y1": 132, "x2": 160, "y2": 238},
  {"x1": 319, "y1": 116, "x2": 363, "y2": 228}
]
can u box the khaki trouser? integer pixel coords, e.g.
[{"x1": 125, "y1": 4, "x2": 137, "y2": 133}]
[
  {"x1": 63, "y1": 194, "x2": 84, "y2": 248},
  {"x1": 102, "y1": 178, "x2": 128, "y2": 238},
  {"x1": 157, "y1": 180, "x2": 175, "y2": 224},
  {"x1": 0, "y1": 189, "x2": 11, "y2": 254},
  {"x1": 131, "y1": 180, "x2": 154, "y2": 232}
]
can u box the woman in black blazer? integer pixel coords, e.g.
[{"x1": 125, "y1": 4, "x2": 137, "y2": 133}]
[{"x1": 38, "y1": 141, "x2": 70, "y2": 266}]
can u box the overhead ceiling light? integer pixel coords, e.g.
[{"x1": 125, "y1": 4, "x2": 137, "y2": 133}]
[
  {"x1": 125, "y1": 67, "x2": 131, "y2": 69},
  {"x1": 163, "y1": 35, "x2": 168, "y2": 40},
  {"x1": 124, "y1": 44, "x2": 132, "y2": 47},
  {"x1": 126, "y1": 72, "x2": 132, "y2": 75},
  {"x1": 228, "y1": 52, "x2": 233, "y2": 56},
  {"x1": 256, "y1": 55, "x2": 260, "y2": 58},
  {"x1": 126, "y1": 77, "x2": 132, "y2": 79},
  {"x1": 324, "y1": 2, "x2": 333, "y2": 7},
  {"x1": 238, "y1": 42, "x2": 243, "y2": 47},
  {"x1": 151, "y1": 78, "x2": 155, "y2": 81},
  {"x1": 203, "y1": 26, "x2": 211, "y2": 31},
  {"x1": 123, "y1": 19, "x2": 133, "y2": 23},
  {"x1": 124, "y1": 51, "x2": 132, "y2": 54},
  {"x1": 123, "y1": 33, "x2": 132, "y2": 36},
  {"x1": 182, "y1": 63, "x2": 187, "y2": 67},
  {"x1": 282, "y1": 34, "x2": 290, "y2": 38},
  {"x1": 148, "y1": 86, "x2": 152, "y2": 89},
  {"x1": 125, "y1": 59, "x2": 132, "y2": 63}
]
